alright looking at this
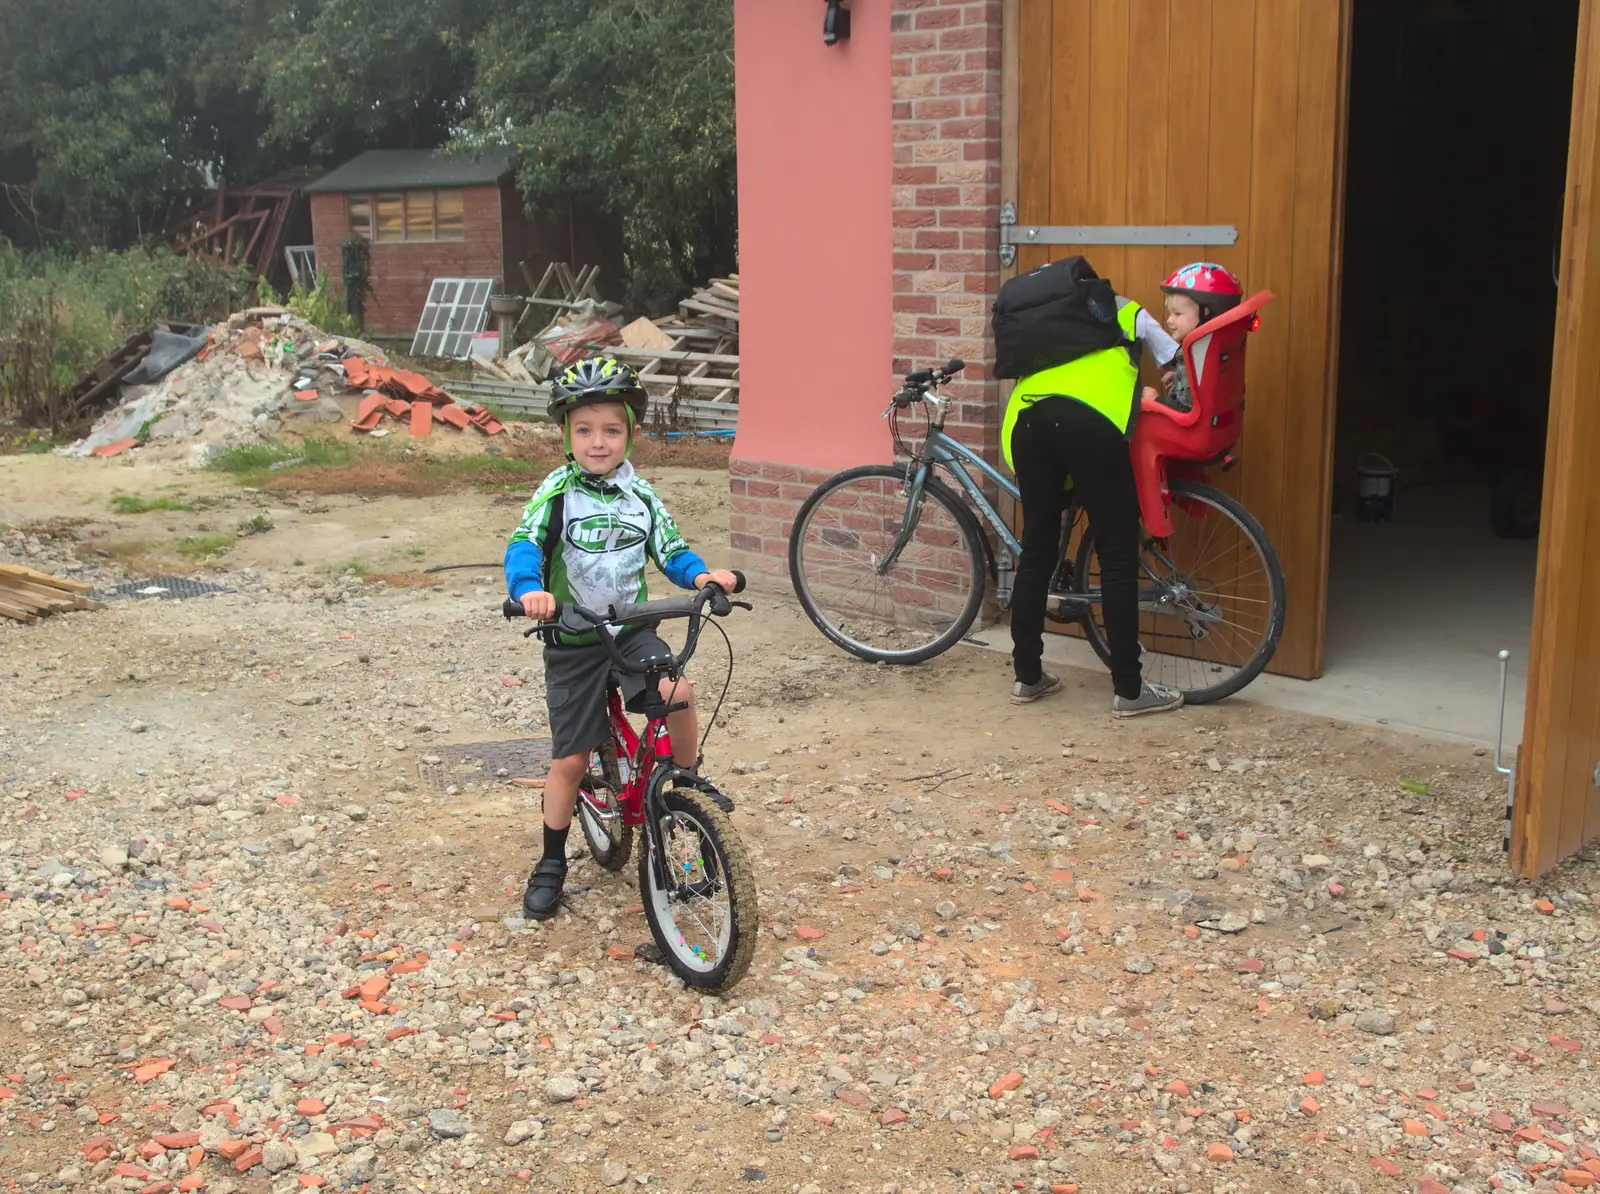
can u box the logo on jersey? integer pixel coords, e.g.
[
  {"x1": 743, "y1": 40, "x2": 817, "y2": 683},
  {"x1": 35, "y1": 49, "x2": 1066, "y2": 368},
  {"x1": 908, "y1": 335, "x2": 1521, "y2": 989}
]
[{"x1": 565, "y1": 513, "x2": 648, "y2": 554}]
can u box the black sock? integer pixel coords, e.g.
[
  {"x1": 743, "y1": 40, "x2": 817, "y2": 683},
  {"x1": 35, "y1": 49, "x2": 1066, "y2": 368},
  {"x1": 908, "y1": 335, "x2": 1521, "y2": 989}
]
[{"x1": 541, "y1": 822, "x2": 569, "y2": 864}]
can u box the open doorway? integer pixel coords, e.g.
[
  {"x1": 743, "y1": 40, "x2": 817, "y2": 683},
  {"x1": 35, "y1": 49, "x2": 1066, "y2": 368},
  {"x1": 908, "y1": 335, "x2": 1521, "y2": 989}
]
[{"x1": 1322, "y1": 0, "x2": 1579, "y2": 741}]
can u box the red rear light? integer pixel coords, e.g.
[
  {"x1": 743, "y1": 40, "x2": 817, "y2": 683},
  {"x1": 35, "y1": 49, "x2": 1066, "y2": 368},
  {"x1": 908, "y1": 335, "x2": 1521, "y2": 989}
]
[{"x1": 1248, "y1": 314, "x2": 1262, "y2": 332}]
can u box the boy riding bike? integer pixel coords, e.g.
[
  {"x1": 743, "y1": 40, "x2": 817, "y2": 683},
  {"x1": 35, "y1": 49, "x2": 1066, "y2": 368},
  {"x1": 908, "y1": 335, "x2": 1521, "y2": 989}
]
[{"x1": 503, "y1": 356, "x2": 738, "y2": 921}]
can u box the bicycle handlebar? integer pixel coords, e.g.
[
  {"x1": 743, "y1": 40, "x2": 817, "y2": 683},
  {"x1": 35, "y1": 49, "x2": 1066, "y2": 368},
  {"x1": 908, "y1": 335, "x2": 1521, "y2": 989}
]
[
  {"x1": 501, "y1": 572, "x2": 748, "y2": 676},
  {"x1": 894, "y1": 359, "x2": 965, "y2": 408}
]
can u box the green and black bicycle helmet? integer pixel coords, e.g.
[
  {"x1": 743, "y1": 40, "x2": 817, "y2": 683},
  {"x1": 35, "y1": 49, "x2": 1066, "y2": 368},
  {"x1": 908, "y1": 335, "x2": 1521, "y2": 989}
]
[{"x1": 548, "y1": 356, "x2": 649, "y2": 425}]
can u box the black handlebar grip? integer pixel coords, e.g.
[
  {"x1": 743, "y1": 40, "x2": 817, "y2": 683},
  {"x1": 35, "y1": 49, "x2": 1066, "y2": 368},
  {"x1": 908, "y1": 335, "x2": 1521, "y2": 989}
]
[
  {"x1": 502, "y1": 599, "x2": 525, "y2": 618},
  {"x1": 730, "y1": 570, "x2": 747, "y2": 595},
  {"x1": 944, "y1": 358, "x2": 965, "y2": 374}
]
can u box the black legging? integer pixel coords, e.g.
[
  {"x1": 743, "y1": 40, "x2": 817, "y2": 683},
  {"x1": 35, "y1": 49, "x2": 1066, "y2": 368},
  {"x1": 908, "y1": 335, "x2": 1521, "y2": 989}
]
[{"x1": 1010, "y1": 396, "x2": 1143, "y2": 700}]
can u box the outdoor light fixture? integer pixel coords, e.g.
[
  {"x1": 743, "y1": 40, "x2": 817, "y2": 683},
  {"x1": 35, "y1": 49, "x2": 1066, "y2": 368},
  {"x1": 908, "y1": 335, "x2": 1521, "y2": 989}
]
[{"x1": 823, "y1": 0, "x2": 851, "y2": 45}]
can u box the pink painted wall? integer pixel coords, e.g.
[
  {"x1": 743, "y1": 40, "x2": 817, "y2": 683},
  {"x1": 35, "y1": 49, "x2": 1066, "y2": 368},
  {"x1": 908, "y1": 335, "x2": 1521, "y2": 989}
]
[{"x1": 732, "y1": 0, "x2": 894, "y2": 470}]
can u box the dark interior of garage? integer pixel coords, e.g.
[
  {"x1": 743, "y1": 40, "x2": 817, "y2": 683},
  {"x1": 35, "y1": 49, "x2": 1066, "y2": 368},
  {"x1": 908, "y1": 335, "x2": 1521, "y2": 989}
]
[
  {"x1": 1335, "y1": 0, "x2": 1578, "y2": 538},
  {"x1": 1318, "y1": 0, "x2": 1579, "y2": 736}
]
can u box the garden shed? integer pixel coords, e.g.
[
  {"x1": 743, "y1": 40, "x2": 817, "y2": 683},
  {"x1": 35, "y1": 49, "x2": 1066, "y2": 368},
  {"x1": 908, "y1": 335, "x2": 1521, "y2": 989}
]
[{"x1": 305, "y1": 149, "x2": 623, "y2": 337}]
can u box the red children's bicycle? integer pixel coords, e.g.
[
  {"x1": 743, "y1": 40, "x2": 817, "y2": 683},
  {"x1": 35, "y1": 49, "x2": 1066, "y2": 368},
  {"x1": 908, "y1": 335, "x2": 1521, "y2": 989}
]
[{"x1": 503, "y1": 576, "x2": 759, "y2": 991}]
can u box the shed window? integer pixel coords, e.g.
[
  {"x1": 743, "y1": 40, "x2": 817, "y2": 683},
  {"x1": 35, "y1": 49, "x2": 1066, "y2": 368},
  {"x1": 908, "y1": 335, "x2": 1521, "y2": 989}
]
[
  {"x1": 347, "y1": 196, "x2": 373, "y2": 240},
  {"x1": 435, "y1": 190, "x2": 465, "y2": 240},
  {"x1": 344, "y1": 189, "x2": 467, "y2": 243},
  {"x1": 374, "y1": 193, "x2": 404, "y2": 243},
  {"x1": 404, "y1": 191, "x2": 434, "y2": 241}
]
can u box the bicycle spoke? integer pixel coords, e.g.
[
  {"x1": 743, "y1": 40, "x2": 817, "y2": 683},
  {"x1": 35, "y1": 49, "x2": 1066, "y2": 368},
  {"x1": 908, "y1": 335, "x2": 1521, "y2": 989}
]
[
  {"x1": 793, "y1": 470, "x2": 982, "y2": 661},
  {"x1": 1083, "y1": 483, "x2": 1283, "y2": 702}
]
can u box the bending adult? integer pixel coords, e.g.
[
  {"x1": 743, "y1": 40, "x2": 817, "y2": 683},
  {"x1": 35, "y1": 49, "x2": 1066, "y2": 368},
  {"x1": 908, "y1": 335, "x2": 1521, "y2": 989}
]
[{"x1": 1001, "y1": 262, "x2": 1244, "y2": 717}]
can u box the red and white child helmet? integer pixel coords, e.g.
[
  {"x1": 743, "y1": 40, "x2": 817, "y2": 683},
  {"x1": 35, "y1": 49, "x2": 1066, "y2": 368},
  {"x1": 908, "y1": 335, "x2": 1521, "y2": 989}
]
[{"x1": 1160, "y1": 262, "x2": 1244, "y2": 320}]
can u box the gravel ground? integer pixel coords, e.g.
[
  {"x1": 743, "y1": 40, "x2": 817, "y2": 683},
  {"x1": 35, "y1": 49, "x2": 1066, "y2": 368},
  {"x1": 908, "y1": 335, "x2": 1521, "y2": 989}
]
[{"x1": 1, "y1": 469, "x2": 1598, "y2": 1194}]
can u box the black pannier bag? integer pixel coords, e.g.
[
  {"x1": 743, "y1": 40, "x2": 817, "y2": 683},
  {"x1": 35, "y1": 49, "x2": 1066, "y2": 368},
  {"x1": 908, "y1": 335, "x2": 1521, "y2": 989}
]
[{"x1": 992, "y1": 255, "x2": 1129, "y2": 380}]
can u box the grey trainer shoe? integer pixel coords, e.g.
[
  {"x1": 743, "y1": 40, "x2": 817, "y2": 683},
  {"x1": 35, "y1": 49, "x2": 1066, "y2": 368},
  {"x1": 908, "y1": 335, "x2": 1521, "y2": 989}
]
[
  {"x1": 1011, "y1": 672, "x2": 1063, "y2": 704},
  {"x1": 1113, "y1": 681, "x2": 1184, "y2": 718}
]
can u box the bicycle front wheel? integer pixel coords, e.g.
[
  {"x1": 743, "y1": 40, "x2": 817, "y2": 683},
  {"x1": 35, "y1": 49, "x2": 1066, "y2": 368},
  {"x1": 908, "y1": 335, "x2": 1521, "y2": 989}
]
[
  {"x1": 789, "y1": 464, "x2": 988, "y2": 664},
  {"x1": 640, "y1": 784, "x2": 758, "y2": 992},
  {"x1": 1075, "y1": 478, "x2": 1286, "y2": 704}
]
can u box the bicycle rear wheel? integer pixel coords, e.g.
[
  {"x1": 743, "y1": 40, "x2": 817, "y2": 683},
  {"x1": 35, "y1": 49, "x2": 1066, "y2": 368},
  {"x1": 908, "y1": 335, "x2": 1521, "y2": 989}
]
[
  {"x1": 1074, "y1": 478, "x2": 1285, "y2": 704},
  {"x1": 640, "y1": 782, "x2": 758, "y2": 991},
  {"x1": 789, "y1": 464, "x2": 987, "y2": 664},
  {"x1": 578, "y1": 740, "x2": 633, "y2": 871}
]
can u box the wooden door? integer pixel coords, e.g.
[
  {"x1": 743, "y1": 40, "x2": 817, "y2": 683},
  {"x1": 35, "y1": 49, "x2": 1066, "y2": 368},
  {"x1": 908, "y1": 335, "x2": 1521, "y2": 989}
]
[
  {"x1": 1012, "y1": 0, "x2": 1351, "y2": 678},
  {"x1": 1513, "y1": 0, "x2": 1600, "y2": 877}
]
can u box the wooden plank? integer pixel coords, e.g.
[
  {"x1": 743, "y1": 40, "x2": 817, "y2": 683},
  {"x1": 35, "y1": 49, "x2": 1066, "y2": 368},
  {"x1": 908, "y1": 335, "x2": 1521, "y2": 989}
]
[
  {"x1": 1043, "y1": 0, "x2": 1092, "y2": 275},
  {"x1": 0, "y1": 598, "x2": 39, "y2": 624},
  {"x1": 1516, "y1": 0, "x2": 1600, "y2": 875},
  {"x1": 0, "y1": 564, "x2": 95, "y2": 592},
  {"x1": 1165, "y1": 0, "x2": 1215, "y2": 319},
  {"x1": 0, "y1": 577, "x2": 103, "y2": 611},
  {"x1": 637, "y1": 374, "x2": 741, "y2": 392},
  {"x1": 0, "y1": 583, "x2": 72, "y2": 615},
  {"x1": 1122, "y1": 0, "x2": 1171, "y2": 322},
  {"x1": 607, "y1": 348, "x2": 742, "y2": 368},
  {"x1": 1196, "y1": 1, "x2": 1255, "y2": 509},
  {"x1": 1275, "y1": 0, "x2": 1352, "y2": 680},
  {"x1": 999, "y1": 0, "x2": 1023, "y2": 537},
  {"x1": 1086, "y1": 0, "x2": 1131, "y2": 289},
  {"x1": 679, "y1": 298, "x2": 741, "y2": 323},
  {"x1": 1237, "y1": 0, "x2": 1299, "y2": 650}
]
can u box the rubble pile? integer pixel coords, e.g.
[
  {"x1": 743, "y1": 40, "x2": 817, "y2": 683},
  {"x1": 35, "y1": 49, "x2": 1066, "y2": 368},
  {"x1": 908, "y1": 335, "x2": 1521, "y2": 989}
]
[{"x1": 67, "y1": 307, "x2": 502, "y2": 464}]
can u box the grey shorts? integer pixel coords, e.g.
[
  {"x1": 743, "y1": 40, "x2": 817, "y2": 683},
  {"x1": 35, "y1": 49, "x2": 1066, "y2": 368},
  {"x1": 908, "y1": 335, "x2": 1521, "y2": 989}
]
[{"x1": 543, "y1": 629, "x2": 674, "y2": 760}]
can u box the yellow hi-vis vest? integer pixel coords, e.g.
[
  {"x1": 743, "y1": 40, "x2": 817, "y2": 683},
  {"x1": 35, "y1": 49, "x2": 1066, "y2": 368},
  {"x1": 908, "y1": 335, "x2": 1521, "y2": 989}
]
[{"x1": 1001, "y1": 297, "x2": 1144, "y2": 473}]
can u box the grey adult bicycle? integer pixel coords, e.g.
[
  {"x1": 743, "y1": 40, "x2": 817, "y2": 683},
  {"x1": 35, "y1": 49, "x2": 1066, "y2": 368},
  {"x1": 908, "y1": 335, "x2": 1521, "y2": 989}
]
[{"x1": 786, "y1": 360, "x2": 1286, "y2": 703}]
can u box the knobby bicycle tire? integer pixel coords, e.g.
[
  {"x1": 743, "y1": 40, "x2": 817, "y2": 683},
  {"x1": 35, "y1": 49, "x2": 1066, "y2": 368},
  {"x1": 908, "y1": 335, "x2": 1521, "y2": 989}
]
[
  {"x1": 788, "y1": 464, "x2": 989, "y2": 665},
  {"x1": 578, "y1": 741, "x2": 633, "y2": 871},
  {"x1": 639, "y1": 785, "x2": 759, "y2": 992},
  {"x1": 1074, "y1": 478, "x2": 1286, "y2": 704}
]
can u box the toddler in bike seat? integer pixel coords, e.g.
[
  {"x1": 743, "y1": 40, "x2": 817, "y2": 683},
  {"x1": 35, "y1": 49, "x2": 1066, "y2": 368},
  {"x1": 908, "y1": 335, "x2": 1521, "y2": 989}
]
[
  {"x1": 502, "y1": 356, "x2": 738, "y2": 922},
  {"x1": 1155, "y1": 262, "x2": 1246, "y2": 413}
]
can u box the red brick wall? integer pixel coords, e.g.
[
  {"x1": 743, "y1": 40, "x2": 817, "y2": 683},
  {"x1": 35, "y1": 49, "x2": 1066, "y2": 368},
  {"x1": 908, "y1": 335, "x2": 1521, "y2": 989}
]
[
  {"x1": 731, "y1": 0, "x2": 1004, "y2": 583},
  {"x1": 309, "y1": 186, "x2": 505, "y2": 337}
]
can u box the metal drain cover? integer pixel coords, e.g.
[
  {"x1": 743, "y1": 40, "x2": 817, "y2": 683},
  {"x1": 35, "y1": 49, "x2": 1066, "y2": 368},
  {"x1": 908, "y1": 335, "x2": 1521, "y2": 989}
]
[
  {"x1": 100, "y1": 576, "x2": 235, "y2": 600},
  {"x1": 430, "y1": 738, "x2": 553, "y2": 780}
]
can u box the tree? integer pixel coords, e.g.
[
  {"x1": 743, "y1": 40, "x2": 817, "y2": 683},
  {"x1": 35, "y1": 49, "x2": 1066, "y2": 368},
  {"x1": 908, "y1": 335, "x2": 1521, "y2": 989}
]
[
  {"x1": 0, "y1": 0, "x2": 284, "y2": 246},
  {"x1": 469, "y1": 0, "x2": 737, "y2": 311},
  {"x1": 252, "y1": 0, "x2": 485, "y2": 157}
]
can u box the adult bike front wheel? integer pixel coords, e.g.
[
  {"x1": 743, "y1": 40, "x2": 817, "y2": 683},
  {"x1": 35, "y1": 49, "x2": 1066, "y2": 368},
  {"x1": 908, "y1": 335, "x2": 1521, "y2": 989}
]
[
  {"x1": 640, "y1": 784, "x2": 758, "y2": 991},
  {"x1": 789, "y1": 465, "x2": 988, "y2": 665},
  {"x1": 577, "y1": 741, "x2": 633, "y2": 871},
  {"x1": 1074, "y1": 478, "x2": 1285, "y2": 704}
]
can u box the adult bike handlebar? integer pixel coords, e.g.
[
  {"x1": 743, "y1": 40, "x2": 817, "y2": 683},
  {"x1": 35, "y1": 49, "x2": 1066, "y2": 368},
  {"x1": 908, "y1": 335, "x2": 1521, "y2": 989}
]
[
  {"x1": 501, "y1": 572, "x2": 748, "y2": 675},
  {"x1": 895, "y1": 359, "x2": 965, "y2": 407}
]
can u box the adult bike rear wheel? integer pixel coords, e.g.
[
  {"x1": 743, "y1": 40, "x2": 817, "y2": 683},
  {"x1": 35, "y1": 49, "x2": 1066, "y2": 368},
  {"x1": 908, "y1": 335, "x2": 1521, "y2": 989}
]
[
  {"x1": 789, "y1": 464, "x2": 988, "y2": 665},
  {"x1": 1074, "y1": 478, "x2": 1285, "y2": 704},
  {"x1": 578, "y1": 741, "x2": 633, "y2": 871},
  {"x1": 640, "y1": 784, "x2": 758, "y2": 991}
]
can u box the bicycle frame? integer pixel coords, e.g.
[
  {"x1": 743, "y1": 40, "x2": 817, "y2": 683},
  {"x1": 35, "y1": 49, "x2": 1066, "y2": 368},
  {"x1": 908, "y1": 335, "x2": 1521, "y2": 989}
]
[{"x1": 887, "y1": 385, "x2": 1217, "y2": 624}]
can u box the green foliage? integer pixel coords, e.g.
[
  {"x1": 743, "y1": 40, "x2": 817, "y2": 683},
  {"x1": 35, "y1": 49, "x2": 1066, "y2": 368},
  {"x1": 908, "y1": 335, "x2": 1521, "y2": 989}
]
[
  {"x1": 110, "y1": 494, "x2": 192, "y2": 514},
  {"x1": 174, "y1": 533, "x2": 235, "y2": 560},
  {"x1": 470, "y1": 0, "x2": 737, "y2": 311},
  {"x1": 340, "y1": 235, "x2": 373, "y2": 328},
  {"x1": 287, "y1": 269, "x2": 358, "y2": 337},
  {"x1": 0, "y1": 240, "x2": 243, "y2": 427},
  {"x1": 206, "y1": 437, "x2": 353, "y2": 482},
  {"x1": 0, "y1": 0, "x2": 278, "y2": 246},
  {"x1": 253, "y1": 0, "x2": 483, "y2": 157}
]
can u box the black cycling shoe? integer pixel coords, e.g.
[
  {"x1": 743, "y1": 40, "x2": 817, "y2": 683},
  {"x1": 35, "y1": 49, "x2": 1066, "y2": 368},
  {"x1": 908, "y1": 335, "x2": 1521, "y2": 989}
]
[{"x1": 522, "y1": 858, "x2": 568, "y2": 921}]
